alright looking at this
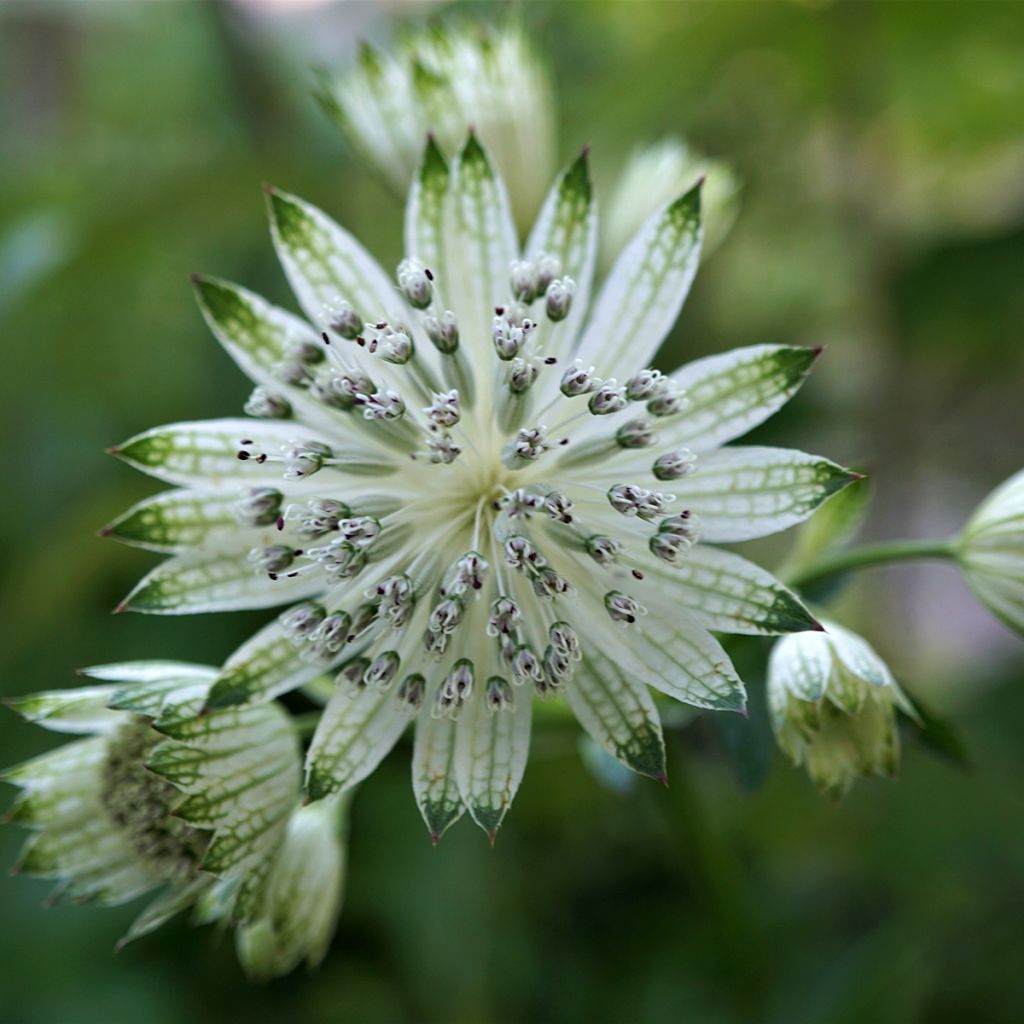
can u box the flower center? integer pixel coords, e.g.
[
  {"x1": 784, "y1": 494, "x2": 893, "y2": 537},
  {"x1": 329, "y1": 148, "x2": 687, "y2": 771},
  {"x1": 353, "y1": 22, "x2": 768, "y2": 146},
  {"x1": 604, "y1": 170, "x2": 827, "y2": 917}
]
[{"x1": 101, "y1": 718, "x2": 210, "y2": 883}]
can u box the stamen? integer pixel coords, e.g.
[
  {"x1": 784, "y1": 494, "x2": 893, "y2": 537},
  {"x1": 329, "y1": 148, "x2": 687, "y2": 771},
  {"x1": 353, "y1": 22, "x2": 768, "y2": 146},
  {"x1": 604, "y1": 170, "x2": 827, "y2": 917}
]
[
  {"x1": 234, "y1": 487, "x2": 283, "y2": 527},
  {"x1": 604, "y1": 591, "x2": 646, "y2": 626},
  {"x1": 653, "y1": 449, "x2": 697, "y2": 481},
  {"x1": 244, "y1": 386, "x2": 292, "y2": 419}
]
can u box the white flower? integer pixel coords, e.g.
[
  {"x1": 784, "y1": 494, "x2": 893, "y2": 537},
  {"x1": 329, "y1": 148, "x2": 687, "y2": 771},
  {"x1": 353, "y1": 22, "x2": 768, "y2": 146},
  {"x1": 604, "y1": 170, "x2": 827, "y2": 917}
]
[
  {"x1": 317, "y1": 21, "x2": 555, "y2": 232},
  {"x1": 767, "y1": 621, "x2": 916, "y2": 798},
  {"x1": 4, "y1": 662, "x2": 345, "y2": 975},
  {"x1": 957, "y1": 469, "x2": 1024, "y2": 637},
  {"x1": 236, "y1": 797, "x2": 347, "y2": 981},
  {"x1": 602, "y1": 138, "x2": 740, "y2": 273},
  {"x1": 103, "y1": 136, "x2": 855, "y2": 840}
]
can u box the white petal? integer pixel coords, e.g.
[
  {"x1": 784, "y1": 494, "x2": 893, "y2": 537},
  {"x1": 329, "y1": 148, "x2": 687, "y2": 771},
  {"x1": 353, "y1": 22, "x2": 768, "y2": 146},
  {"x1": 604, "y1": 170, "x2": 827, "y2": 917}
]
[
  {"x1": 119, "y1": 550, "x2": 324, "y2": 615},
  {"x1": 453, "y1": 686, "x2": 532, "y2": 838},
  {"x1": 641, "y1": 545, "x2": 819, "y2": 636},
  {"x1": 666, "y1": 344, "x2": 820, "y2": 450},
  {"x1": 525, "y1": 150, "x2": 597, "y2": 360},
  {"x1": 564, "y1": 648, "x2": 665, "y2": 780},
  {"x1": 305, "y1": 688, "x2": 412, "y2": 800},
  {"x1": 443, "y1": 134, "x2": 518, "y2": 389},
  {"x1": 573, "y1": 183, "x2": 701, "y2": 378},
  {"x1": 672, "y1": 446, "x2": 857, "y2": 542},
  {"x1": 411, "y1": 710, "x2": 464, "y2": 842}
]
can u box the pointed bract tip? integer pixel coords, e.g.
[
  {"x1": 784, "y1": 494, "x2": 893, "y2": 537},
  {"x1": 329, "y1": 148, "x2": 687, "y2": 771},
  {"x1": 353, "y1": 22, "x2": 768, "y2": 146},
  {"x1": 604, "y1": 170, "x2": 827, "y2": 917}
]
[
  {"x1": 260, "y1": 181, "x2": 275, "y2": 195},
  {"x1": 97, "y1": 526, "x2": 112, "y2": 537},
  {"x1": 655, "y1": 770, "x2": 669, "y2": 788},
  {"x1": 188, "y1": 271, "x2": 204, "y2": 285},
  {"x1": 487, "y1": 829, "x2": 498, "y2": 848},
  {"x1": 430, "y1": 832, "x2": 441, "y2": 847},
  {"x1": 580, "y1": 143, "x2": 591, "y2": 159},
  {"x1": 737, "y1": 706, "x2": 750, "y2": 719},
  {"x1": 112, "y1": 602, "x2": 128, "y2": 615},
  {"x1": 811, "y1": 344, "x2": 826, "y2": 356},
  {"x1": 847, "y1": 471, "x2": 867, "y2": 482},
  {"x1": 104, "y1": 446, "x2": 121, "y2": 457},
  {"x1": 811, "y1": 619, "x2": 827, "y2": 632},
  {"x1": 694, "y1": 174, "x2": 707, "y2": 188}
]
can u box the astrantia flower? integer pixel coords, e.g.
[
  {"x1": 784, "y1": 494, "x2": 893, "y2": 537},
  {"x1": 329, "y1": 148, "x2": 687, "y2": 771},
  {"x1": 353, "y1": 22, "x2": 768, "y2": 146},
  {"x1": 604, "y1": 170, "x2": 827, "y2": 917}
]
[
  {"x1": 602, "y1": 138, "x2": 740, "y2": 273},
  {"x1": 4, "y1": 663, "x2": 346, "y2": 976},
  {"x1": 317, "y1": 21, "x2": 555, "y2": 231},
  {"x1": 104, "y1": 135, "x2": 856, "y2": 839},
  {"x1": 767, "y1": 621, "x2": 916, "y2": 798},
  {"x1": 957, "y1": 469, "x2": 1024, "y2": 637}
]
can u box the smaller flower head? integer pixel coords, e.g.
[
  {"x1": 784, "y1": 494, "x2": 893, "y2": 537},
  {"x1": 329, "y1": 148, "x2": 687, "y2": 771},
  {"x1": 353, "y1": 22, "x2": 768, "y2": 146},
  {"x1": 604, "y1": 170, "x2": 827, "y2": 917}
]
[
  {"x1": 767, "y1": 621, "x2": 916, "y2": 799},
  {"x1": 318, "y1": 20, "x2": 555, "y2": 231},
  {"x1": 3, "y1": 664, "x2": 347, "y2": 977},
  {"x1": 957, "y1": 469, "x2": 1024, "y2": 638}
]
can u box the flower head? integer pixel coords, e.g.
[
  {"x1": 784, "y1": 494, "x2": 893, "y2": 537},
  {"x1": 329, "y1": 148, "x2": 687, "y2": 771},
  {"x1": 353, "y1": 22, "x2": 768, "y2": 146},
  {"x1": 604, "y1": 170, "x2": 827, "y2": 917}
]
[
  {"x1": 957, "y1": 469, "x2": 1024, "y2": 637},
  {"x1": 4, "y1": 663, "x2": 346, "y2": 976},
  {"x1": 767, "y1": 621, "x2": 916, "y2": 798},
  {"x1": 102, "y1": 136, "x2": 855, "y2": 839},
  {"x1": 317, "y1": 21, "x2": 555, "y2": 232},
  {"x1": 602, "y1": 138, "x2": 740, "y2": 273}
]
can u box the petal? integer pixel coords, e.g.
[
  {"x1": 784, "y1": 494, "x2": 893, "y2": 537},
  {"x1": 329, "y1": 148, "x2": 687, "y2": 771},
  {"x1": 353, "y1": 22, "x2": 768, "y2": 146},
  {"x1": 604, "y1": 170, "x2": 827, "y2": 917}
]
[
  {"x1": 204, "y1": 615, "x2": 337, "y2": 711},
  {"x1": 305, "y1": 688, "x2": 412, "y2": 800},
  {"x1": 266, "y1": 186, "x2": 407, "y2": 331},
  {"x1": 642, "y1": 545, "x2": 819, "y2": 636},
  {"x1": 149, "y1": 702, "x2": 301, "y2": 923},
  {"x1": 405, "y1": 136, "x2": 451, "y2": 287},
  {"x1": 110, "y1": 419, "x2": 335, "y2": 488},
  {"x1": 6, "y1": 686, "x2": 121, "y2": 735},
  {"x1": 673, "y1": 446, "x2": 859, "y2": 542},
  {"x1": 573, "y1": 182, "x2": 702, "y2": 378},
  {"x1": 444, "y1": 133, "x2": 518, "y2": 380},
  {"x1": 102, "y1": 488, "x2": 254, "y2": 553},
  {"x1": 411, "y1": 711, "x2": 464, "y2": 842},
  {"x1": 118, "y1": 550, "x2": 324, "y2": 615},
  {"x1": 191, "y1": 275, "x2": 332, "y2": 424},
  {"x1": 453, "y1": 686, "x2": 532, "y2": 839},
  {"x1": 666, "y1": 345, "x2": 821, "y2": 450},
  {"x1": 768, "y1": 632, "x2": 832, "y2": 704},
  {"x1": 564, "y1": 648, "x2": 666, "y2": 781},
  {"x1": 525, "y1": 149, "x2": 597, "y2": 359},
  {"x1": 591, "y1": 605, "x2": 746, "y2": 713}
]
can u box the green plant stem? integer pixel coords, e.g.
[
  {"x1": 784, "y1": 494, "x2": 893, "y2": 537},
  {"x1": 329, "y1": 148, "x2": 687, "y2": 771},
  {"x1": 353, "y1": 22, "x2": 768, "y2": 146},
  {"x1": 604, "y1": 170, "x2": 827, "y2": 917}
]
[{"x1": 786, "y1": 537, "x2": 957, "y2": 590}]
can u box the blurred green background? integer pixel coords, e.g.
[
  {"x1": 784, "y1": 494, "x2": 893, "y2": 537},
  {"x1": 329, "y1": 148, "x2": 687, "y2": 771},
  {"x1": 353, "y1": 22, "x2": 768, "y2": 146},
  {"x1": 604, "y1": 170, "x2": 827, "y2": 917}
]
[{"x1": 2, "y1": 1, "x2": 1024, "y2": 1021}]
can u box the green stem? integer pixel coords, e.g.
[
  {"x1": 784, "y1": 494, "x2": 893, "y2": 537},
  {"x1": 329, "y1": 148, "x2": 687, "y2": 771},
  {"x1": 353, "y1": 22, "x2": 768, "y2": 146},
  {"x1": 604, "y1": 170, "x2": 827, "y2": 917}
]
[{"x1": 786, "y1": 537, "x2": 957, "y2": 590}]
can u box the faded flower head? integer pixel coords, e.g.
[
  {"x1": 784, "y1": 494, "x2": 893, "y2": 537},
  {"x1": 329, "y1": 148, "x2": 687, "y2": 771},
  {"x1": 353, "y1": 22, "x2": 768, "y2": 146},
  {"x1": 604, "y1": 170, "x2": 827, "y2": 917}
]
[
  {"x1": 98, "y1": 134, "x2": 854, "y2": 840},
  {"x1": 602, "y1": 139, "x2": 740, "y2": 273},
  {"x1": 317, "y1": 20, "x2": 555, "y2": 232},
  {"x1": 957, "y1": 469, "x2": 1024, "y2": 638},
  {"x1": 768, "y1": 621, "x2": 916, "y2": 798},
  {"x1": 3, "y1": 663, "x2": 346, "y2": 978}
]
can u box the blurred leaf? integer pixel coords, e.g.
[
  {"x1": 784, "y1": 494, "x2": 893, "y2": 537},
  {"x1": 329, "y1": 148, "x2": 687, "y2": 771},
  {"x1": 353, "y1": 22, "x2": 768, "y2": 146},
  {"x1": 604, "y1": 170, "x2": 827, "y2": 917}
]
[{"x1": 902, "y1": 685, "x2": 974, "y2": 772}]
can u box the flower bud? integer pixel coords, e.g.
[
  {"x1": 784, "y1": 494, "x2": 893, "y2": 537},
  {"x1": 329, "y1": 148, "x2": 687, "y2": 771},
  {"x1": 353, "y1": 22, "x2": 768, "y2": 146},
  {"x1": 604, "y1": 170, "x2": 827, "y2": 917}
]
[
  {"x1": 767, "y1": 621, "x2": 915, "y2": 799},
  {"x1": 236, "y1": 799, "x2": 347, "y2": 981},
  {"x1": 957, "y1": 469, "x2": 1024, "y2": 637}
]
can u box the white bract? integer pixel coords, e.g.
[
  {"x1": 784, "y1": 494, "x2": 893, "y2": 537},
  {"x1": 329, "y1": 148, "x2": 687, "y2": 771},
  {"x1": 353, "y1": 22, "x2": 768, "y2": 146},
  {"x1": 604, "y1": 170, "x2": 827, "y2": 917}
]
[
  {"x1": 602, "y1": 138, "x2": 740, "y2": 273},
  {"x1": 957, "y1": 469, "x2": 1024, "y2": 638},
  {"x1": 768, "y1": 621, "x2": 916, "y2": 798},
  {"x1": 3, "y1": 663, "x2": 346, "y2": 977},
  {"x1": 318, "y1": 21, "x2": 555, "y2": 232},
  {"x1": 103, "y1": 136, "x2": 855, "y2": 840}
]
